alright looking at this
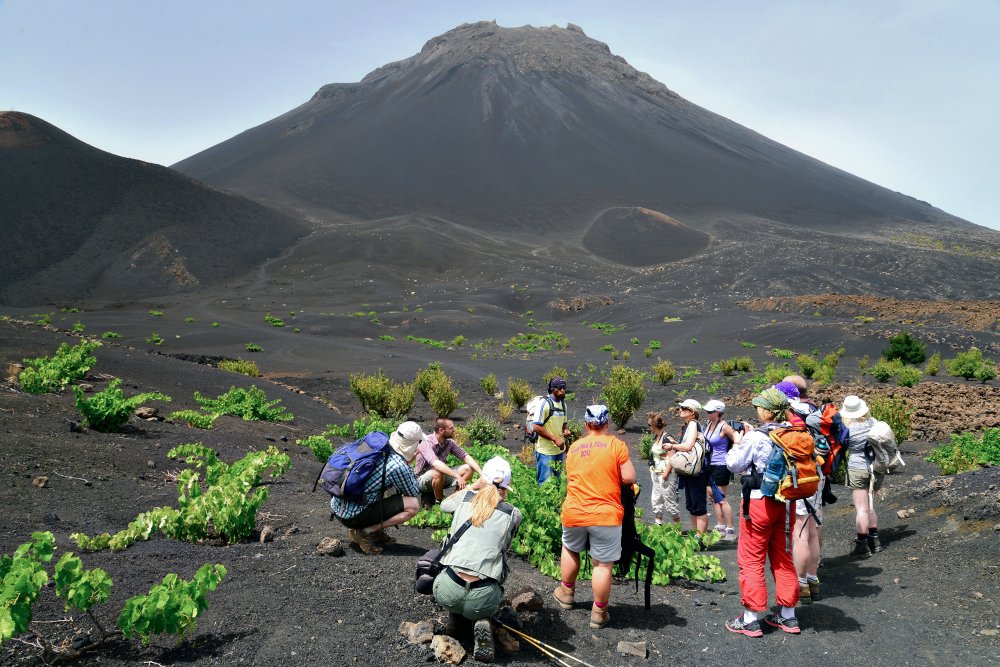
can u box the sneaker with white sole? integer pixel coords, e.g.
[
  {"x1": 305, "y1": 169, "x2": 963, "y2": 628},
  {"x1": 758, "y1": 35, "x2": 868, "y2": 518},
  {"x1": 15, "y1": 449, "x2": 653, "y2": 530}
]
[
  {"x1": 764, "y1": 613, "x2": 801, "y2": 634},
  {"x1": 723, "y1": 528, "x2": 737, "y2": 542},
  {"x1": 726, "y1": 616, "x2": 763, "y2": 638}
]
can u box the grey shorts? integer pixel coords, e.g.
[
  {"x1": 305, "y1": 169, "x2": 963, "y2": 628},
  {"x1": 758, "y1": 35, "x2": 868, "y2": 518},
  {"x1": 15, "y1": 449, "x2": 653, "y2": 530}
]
[
  {"x1": 846, "y1": 467, "x2": 884, "y2": 491},
  {"x1": 418, "y1": 468, "x2": 461, "y2": 493},
  {"x1": 561, "y1": 525, "x2": 622, "y2": 563}
]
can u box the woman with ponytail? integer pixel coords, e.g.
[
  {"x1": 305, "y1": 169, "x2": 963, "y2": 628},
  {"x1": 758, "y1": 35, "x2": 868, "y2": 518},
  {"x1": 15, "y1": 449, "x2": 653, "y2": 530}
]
[{"x1": 434, "y1": 457, "x2": 522, "y2": 663}]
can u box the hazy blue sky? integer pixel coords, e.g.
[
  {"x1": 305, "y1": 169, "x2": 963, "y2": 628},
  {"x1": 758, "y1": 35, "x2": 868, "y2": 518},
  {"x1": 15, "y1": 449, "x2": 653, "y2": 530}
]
[{"x1": 2, "y1": 0, "x2": 998, "y2": 230}]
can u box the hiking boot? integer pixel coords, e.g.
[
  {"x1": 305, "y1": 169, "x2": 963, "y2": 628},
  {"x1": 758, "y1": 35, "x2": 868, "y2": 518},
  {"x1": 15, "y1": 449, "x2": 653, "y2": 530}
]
[
  {"x1": 589, "y1": 605, "x2": 611, "y2": 629},
  {"x1": 764, "y1": 612, "x2": 801, "y2": 634},
  {"x1": 445, "y1": 612, "x2": 466, "y2": 637},
  {"x1": 808, "y1": 580, "x2": 821, "y2": 601},
  {"x1": 553, "y1": 584, "x2": 575, "y2": 610},
  {"x1": 799, "y1": 583, "x2": 812, "y2": 604},
  {"x1": 868, "y1": 534, "x2": 884, "y2": 553},
  {"x1": 348, "y1": 528, "x2": 382, "y2": 555},
  {"x1": 473, "y1": 619, "x2": 495, "y2": 663},
  {"x1": 723, "y1": 528, "x2": 737, "y2": 542},
  {"x1": 850, "y1": 538, "x2": 871, "y2": 558},
  {"x1": 725, "y1": 616, "x2": 763, "y2": 638},
  {"x1": 370, "y1": 529, "x2": 395, "y2": 545}
]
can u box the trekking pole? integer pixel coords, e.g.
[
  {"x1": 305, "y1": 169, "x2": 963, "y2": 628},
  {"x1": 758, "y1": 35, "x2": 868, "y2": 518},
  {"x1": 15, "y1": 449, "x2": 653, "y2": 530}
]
[{"x1": 492, "y1": 621, "x2": 599, "y2": 667}]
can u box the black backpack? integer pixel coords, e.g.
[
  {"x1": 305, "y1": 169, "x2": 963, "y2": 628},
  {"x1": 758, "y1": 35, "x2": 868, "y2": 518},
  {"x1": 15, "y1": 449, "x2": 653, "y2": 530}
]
[{"x1": 615, "y1": 484, "x2": 654, "y2": 609}]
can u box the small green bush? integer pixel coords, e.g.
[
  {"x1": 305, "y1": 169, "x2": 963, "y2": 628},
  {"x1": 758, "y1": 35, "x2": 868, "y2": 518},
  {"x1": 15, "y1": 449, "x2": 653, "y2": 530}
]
[
  {"x1": 630, "y1": 337, "x2": 640, "y2": 345},
  {"x1": 599, "y1": 344, "x2": 614, "y2": 352},
  {"x1": 217, "y1": 359, "x2": 260, "y2": 377},
  {"x1": 245, "y1": 342, "x2": 262, "y2": 352},
  {"x1": 882, "y1": 331, "x2": 926, "y2": 364},
  {"x1": 651, "y1": 358, "x2": 675, "y2": 385},
  {"x1": 638, "y1": 433, "x2": 654, "y2": 461},
  {"x1": 101, "y1": 331, "x2": 120, "y2": 339},
  {"x1": 194, "y1": 386, "x2": 293, "y2": 422},
  {"x1": 71, "y1": 321, "x2": 85, "y2": 334},
  {"x1": 464, "y1": 413, "x2": 505, "y2": 447},
  {"x1": 649, "y1": 340, "x2": 661, "y2": 350},
  {"x1": 169, "y1": 410, "x2": 220, "y2": 430},
  {"x1": 771, "y1": 348, "x2": 795, "y2": 359},
  {"x1": 797, "y1": 354, "x2": 819, "y2": 379},
  {"x1": 925, "y1": 351, "x2": 941, "y2": 376},
  {"x1": 507, "y1": 378, "x2": 532, "y2": 409},
  {"x1": 740, "y1": 341, "x2": 757, "y2": 349},
  {"x1": 717, "y1": 358, "x2": 737, "y2": 375},
  {"x1": 733, "y1": 356, "x2": 753, "y2": 373},
  {"x1": 264, "y1": 312, "x2": 285, "y2": 327},
  {"x1": 148, "y1": 310, "x2": 164, "y2": 317},
  {"x1": 211, "y1": 322, "x2": 220, "y2": 328},
  {"x1": 452, "y1": 335, "x2": 466, "y2": 347},
  {"x1": 184, "y1": 317, "x2": 195, "y2": 324},
  {"x1": 74, "y1": 379, "x2": 171, "y2": 432},
  {"x1": 869, "y1": 396, "x2": 913, "y2": 441},
  {"x1": 946, "y1": 347, "x2": 994, "y2": 381},
  {"x1": 427, "y1": 376, "x2": 460, "y2": 417},
  {"x1": 644, "y1": 348, "x2": 653, "y2": 358},
  {"x1": 895, "y1": 365, "x2": 923, "y2": 387},
  {"x1": 869, "y1": 359, "x2": 900, "y2": 382},
  {"x1": 927, "y1": 428, "x2": 1000, "y2": 474},
  {"x1": 763, "y1": 362, "x2": 792, "y2": 385},
  {"x1": 146, "y1": 332, "x2": 164, "y2": 346},
  {"x1": 415, "y1": 363, "x2": 446, "y2": 401},
  {"x1": 480, "y1": 373, "x2": 498, "y2": 395},
  {"x1": 19, "y1": 340, "x2": 100, "y2": 394},
  {"x1": 349, "y1": 370, "x2": 415, "y2": 418},
  {"x1": 601, "y1": 365, "x2": 646, "y2": 429}
]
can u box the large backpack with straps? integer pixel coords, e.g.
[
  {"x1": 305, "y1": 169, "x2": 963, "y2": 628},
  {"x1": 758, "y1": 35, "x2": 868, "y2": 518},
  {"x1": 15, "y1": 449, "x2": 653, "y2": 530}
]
[
  {"x1": 867, "y1": 419, "x2": 904, "y2": 474},
  {"x1": 523, "y1": 395, "x2": 556, "y2": 444},
  {"x1": 761, "y1": 424, "x2": 822, "y2": 502},
  {"x1": 615, "y1": 483, "x2": 654, "y2": 609},
  {"x1": 668, "y1": 422, "x2": 707, "y2": 476},
  {"x1": 314, "y1": 431, "x2": 391, "y2": 501},
  {"x1": 803, "y1": 402, "x2": 847, "y2": 476}
]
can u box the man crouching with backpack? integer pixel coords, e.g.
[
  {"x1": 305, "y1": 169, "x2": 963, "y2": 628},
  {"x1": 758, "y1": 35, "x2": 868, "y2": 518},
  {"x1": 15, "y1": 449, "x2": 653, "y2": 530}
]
[
  {"x1": 724, "y1": 389, "x2": 801, "y2": 637},
  {"x1": 330, "y1": 422, "x2": 424, "y2": 555}
]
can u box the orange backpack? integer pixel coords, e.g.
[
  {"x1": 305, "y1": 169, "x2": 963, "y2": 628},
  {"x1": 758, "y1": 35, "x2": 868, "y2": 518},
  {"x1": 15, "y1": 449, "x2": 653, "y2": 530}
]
[{"x1": 765, "y1": 425, "x2": 821, "y2": 502}]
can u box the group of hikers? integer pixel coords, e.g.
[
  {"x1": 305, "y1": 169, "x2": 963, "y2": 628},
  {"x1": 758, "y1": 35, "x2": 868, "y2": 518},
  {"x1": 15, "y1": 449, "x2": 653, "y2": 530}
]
[{"x1": 323, "y1": 374, "x2": 897, "y2": 660}]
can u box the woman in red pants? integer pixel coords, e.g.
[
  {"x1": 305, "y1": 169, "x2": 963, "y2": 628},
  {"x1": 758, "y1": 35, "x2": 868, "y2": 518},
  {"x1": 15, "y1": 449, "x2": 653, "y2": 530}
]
[{"x1": 724, "y1": 388, "x2": 801, "y2": 637}]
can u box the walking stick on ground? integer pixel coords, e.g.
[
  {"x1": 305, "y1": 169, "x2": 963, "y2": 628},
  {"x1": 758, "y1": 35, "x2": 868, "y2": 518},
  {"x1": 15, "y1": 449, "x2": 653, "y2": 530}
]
[{"x1": 492, "y1": 620, "x2": 599, "y2": 667}]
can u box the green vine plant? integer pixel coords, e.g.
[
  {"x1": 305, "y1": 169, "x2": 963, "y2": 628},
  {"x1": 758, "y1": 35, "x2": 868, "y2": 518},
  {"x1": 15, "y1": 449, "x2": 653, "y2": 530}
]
[
  {"x1": 18, "y1": 340, "x2": 100, "y2": 394},
  {"x1": 193, "y1": 385, "x2": 293, "y2": 422},
  {"x1": 1, "y1": 531, "x2": 226, "y2": 661},
  {"x1": 73, "y1": 379, "x2": 171, "y2": 432},
  {"x1": 70, "y1": 445, "x2": 289, "y2": 551}
]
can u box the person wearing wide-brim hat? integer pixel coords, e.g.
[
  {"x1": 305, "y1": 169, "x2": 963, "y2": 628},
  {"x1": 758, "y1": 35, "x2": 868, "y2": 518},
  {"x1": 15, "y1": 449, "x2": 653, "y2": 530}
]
[
  {"x1": 724, "y1": 388, "x2": 801, "y2": 637},
  {"x1": 840, "y1": 395, "x2": 883, "y2": 557},
  {"x1": 330, "y1": 421, "x2": 424, "y2": 555}
]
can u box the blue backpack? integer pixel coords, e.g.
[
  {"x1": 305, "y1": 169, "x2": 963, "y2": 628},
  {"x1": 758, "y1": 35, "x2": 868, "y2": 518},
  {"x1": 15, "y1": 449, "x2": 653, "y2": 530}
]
[{"x1": 314, "y1": 431, "x2": 391, "y2": 502}]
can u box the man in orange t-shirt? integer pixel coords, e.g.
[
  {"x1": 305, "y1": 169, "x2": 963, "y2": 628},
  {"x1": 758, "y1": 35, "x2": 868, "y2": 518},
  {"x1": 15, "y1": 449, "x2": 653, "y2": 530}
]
[{"x1": 553, "y1": 404, "x2": 637, "y2": 629}]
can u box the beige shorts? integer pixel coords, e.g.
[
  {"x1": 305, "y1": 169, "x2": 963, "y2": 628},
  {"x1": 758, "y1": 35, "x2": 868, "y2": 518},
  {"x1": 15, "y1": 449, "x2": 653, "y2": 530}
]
[{"x1": 846, "y1": 467, "x2": 884, "y2": 492}]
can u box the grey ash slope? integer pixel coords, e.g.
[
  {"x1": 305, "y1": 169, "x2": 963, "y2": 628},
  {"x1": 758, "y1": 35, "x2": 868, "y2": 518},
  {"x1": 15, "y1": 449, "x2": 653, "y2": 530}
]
[
  {"x1": 174, "y1": 21, "x2": 968, "y2": 237},
  {"x1": 0, "y1": 112, "x2": 310, "y2": 306}
]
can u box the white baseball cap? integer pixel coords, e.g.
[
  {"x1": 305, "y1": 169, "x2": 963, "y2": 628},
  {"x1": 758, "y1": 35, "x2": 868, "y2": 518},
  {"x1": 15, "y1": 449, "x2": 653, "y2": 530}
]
[
  {"x1": 703, "y1": 399, "x2": 725, "y2": 413},
  {"x1": 677, "y1": 398, "x2": 702, "y2": 412},
  {"x1": 481, "y1": 456, "x2": 512, "y2": 489}
]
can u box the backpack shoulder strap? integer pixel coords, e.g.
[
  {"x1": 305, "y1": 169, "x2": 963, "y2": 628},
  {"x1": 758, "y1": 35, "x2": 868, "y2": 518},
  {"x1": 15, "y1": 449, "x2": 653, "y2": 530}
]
[{"x1": 435, "y1": 519, "x2": 474, "y2": 565}]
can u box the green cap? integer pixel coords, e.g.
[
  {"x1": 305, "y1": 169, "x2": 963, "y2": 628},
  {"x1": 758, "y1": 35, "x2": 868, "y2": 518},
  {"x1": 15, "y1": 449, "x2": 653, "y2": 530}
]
[{"x1": 751, "y1": 387, "x2": 790, "y2": 413}]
